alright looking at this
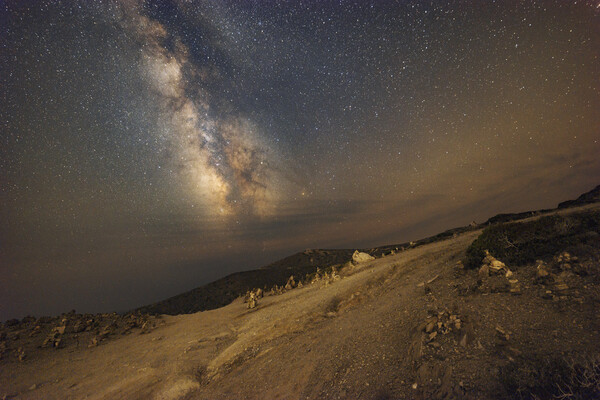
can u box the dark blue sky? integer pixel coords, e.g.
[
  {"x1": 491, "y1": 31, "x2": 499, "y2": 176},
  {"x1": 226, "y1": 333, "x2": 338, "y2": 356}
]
[{"x1": 1, "y1": 0, "x2": 599, "y2": 320}]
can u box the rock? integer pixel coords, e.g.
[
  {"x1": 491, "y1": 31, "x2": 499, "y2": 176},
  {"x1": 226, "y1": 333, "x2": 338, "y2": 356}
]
[
  {"x1": 247, "y1": 292, "x2": 258, "y2": 309},
  {"x1": 53, "y1": 326, "x2": 66, "y2": 335},
  {"x1": 428, "y1": 331, "x2": 438, "y2": 341},
  {"x1": 285, "y1": 275, "x2": 296, "y2": 290},
  {"x1": 478, "y1": 264, "x2": 490, "y2": 278},
  {"x1": 352, "y1": 250, "x2": 375, "y2": 264},
  {"x1": 505, "y1": 269, "x2": 513, "y2": 278},
  {"x1": 72, "y1": 322, "x2": 84, "y2": 333},
  {"x1": 560, "y1": 263, "x2": 572, "y2": 271},
  {"x1": 490, "y1": 260, "x2": 505, "y2": 272},
  {"x1": 29, "y1": 325, "x2": 41, "y2": 337},
  {"x1": 495, "y1": 326, "x2": 510, "y2": 341},
  {"x1": 17, "y1": 347, "x2": 26, "y2": 362},
  {"x1": 425, "y1": 321, "x2": 436, "y2": 333},
  {"x1": 555, "y1": 252, "x2": 571, "y2": 263},
  {"x1": 555, "y1": 283, "x2": 569, "y2": 292},
  {"x1": 536, "y1": 261, "x2": 550, "y2": 278}
]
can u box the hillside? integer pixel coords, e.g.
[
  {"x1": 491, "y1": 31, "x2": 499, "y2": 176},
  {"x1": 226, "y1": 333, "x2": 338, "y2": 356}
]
[
  {"x1": 135, "y1": 225, "x2": 480, "y2": 316},
  {"x1": 558, "y1": 184, "x2": 600, "y2": 209},
  {"x1": 135, "y1": 185, "x2": 600, "y2": 317},
  {"x1": 1, "y1": 201, "x2": 599, "y2": 399}
]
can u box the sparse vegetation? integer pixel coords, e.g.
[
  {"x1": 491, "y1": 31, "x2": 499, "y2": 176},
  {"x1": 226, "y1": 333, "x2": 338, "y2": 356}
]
[
  {"x1": 499, "y1": 354, "x2": 600, "y2": 400},
  {"x1": 464, "y1": 211, "x2": 600, "y2": 269}
]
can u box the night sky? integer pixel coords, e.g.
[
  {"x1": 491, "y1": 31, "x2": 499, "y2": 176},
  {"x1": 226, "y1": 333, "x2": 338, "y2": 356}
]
[{"x1": 1, "y1": 0, "x2": 599, "y2": 320}]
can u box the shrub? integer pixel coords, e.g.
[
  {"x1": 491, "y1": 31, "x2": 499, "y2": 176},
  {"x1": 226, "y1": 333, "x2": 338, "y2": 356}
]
[
  {"x1": 463, "y1": 211, "x2": 600, "y2": 269},
  {"x1": 499, "y1": 354, "x2": 600, "y2": 399}
]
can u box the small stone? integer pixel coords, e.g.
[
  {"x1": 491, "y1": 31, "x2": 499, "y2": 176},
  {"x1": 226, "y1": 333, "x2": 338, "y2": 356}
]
[
  {"x1": 54, "y1": 326, "x2": 66, "y2": 335},
  {"x1": 425, "y1": 321, "x2": 436, "y2": 333},
  {"x1": 428, "y1": 341, "x2": 441, "y2": 348},
  {"x1": 555, "y1": 283, "x2": 569, "y2": 292},
  {"x1": 536, "y1": 262, "x2": 550, "y2": 278},
  {"x1": 478, "y1": 264, "x2": 490, "y2": 278},
  {"x1": 412, "y1": 383, "x2": 418, "y2": 389},
  {"x1": 496, "y1": 326, "x2": 510, "y2": 341},
  {"x1": 491, "y1": 259, "x2": 505, "y2": 270},
  {"x1": 505, "y1": 269, "x2": 513, "y2": 278},
  {"x1": 428, "y1": 331, "x2": 438, "y2": 341}
]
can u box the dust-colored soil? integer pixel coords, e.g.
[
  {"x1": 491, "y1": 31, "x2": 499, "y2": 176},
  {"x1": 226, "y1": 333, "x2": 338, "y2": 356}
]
[{"x1": 1, "y1": 205, "x2": 599, "y2": 399}]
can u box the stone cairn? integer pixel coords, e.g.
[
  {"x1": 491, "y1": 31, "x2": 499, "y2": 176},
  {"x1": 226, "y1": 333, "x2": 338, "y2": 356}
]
[
  {"x1": 536, "y1": 251, "x2": 579, "y2": 300},
  {"x1": 478, "y1": 250, "x2": 520, "y2": 294}
]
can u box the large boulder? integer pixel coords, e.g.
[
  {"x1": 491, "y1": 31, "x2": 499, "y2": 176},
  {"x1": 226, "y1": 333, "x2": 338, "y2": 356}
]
[{"x1": 352, "y1": 250, "x2": 375, "y2": 264}]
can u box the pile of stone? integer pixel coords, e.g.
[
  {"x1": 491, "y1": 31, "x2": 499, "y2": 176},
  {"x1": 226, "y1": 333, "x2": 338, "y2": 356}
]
[
  {"x1": 421, "y1": 310, "x2": 463, "y2": 348},
  {"x1": 478, "y1": 250, "x2": 520, "y2": 294},
  {"x1": 284, "y1": 275, "x2": 296, "y2": 290},
  {"x1": 42, "y1": 323, "x2": 66, "y2": 348},
  {"x1": 322, "y1": 267, "x2": 341, "y2": 287},
  {"x1": 310, "y1": 268, "x2": 323, "y2": 284},
  {"x1": 535, "y1": 251, "x2": 580, "y2": 300},
  {"x1": 244, "y1": 288, "x2": 264, "y2": 309}
]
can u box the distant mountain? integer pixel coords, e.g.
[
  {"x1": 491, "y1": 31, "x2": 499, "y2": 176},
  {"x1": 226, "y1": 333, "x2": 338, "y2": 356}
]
[
  {"x1": 135, "y1": 249, "x2": 354, "y2": 315},
  {"x1": 558, "y1": 184, "x2": 600, "y2": 209}
]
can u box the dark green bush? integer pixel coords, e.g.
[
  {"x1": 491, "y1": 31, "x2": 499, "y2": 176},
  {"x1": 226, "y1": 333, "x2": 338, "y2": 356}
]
[
  {"x1": 464, "y1": 211, "x2": 600, "y2": 269},
  {"x1": 499, "y1": 354, "x2": 600, "y2": 399}
]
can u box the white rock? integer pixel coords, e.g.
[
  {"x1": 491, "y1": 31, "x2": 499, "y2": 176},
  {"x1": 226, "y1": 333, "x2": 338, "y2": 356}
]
[{"x1": 352, "y1": 250, "x2": 375, "y2": 263}]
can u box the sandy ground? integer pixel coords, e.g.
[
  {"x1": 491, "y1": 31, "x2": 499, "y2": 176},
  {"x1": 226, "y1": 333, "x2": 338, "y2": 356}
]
[{"x1": 2, "y1": 204, "x2": 599, "y2": 399}]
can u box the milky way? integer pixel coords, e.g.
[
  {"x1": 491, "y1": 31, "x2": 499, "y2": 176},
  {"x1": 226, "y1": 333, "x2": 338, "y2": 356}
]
[
  {"x1": 1, "y1": 0, "x2": 599, "y2": 319},
  {"x1": 117, "y1": 1, "x2": 281, "y2": 217}
]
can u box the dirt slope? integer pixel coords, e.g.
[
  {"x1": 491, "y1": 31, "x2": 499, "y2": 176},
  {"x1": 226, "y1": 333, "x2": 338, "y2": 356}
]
[{"x1": 1, "y1": 204, "x2": 599, "y2": 399}]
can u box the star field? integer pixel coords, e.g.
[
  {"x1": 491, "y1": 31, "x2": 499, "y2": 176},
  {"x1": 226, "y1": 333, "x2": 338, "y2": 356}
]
[{"x1": 1, "y1": 0, "x2": 599, "y2": 319}]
